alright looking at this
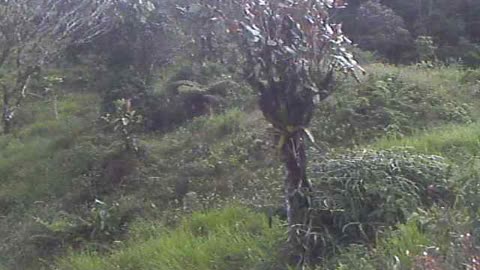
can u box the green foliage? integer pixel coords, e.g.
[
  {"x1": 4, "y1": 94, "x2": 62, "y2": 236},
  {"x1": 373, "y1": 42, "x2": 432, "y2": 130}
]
[
  {"x1": 140, "y1": 108, "x2": 284, "y2": 210},
  {"x1": 327, "y1": 204, "x2": 480, "y2": 270},
  {"x1": 354, "y1": 0, "x2": 414, "y2": 63},
  {"x1": 159, "y1": 62, "x2": 230, "y2": 87},
  {"x1": 461, "y1": 69, "x2": 480, "y2": 84},
  {"x1": 312, "y1": 65, "x2": 475, "y2": 146},
  {"x1": 102, "y1": 98, "x2": 143, "y2": 153},
  {"x1": 307, "y1": 149, "x2": 452, "y2": 251},
  {"x1": 415, "y1": 36, "x2": 437, "y2": 63},
  {"x1": 323, "y1": 245, "x2": 374, "y2": 270},
  {"x1": 374, "y1": 123, "x2": 480, "y2": 161},
  {"x1": 146, "y1": 63, "x2": 253, "y2": 132},
  {"x1": 321, "y1": 221, "x2": 431, "y2": 270},
  {"x1": 0, "y1": 94, "x2": 99, "y2": 207},
  {"x1": 57, "y1": 206, "x2": 285, "y2": 270},
  {"x1": 1, "y1": 61, "x2": 479, "y2": 270},
  {"x1": 339, "y1": 0, "x2": 480, "y2": 66},
  {"x1": 377, "y1": 220, "x2": 431, "y2": 269}
]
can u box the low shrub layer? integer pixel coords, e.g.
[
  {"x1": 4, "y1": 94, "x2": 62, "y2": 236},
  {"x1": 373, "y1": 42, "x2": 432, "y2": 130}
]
[{"x1": 306, "y1": 149, "x2": 453, "y2": 258}]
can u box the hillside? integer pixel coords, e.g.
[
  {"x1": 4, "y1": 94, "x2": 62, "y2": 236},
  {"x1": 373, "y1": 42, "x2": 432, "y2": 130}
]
[{"x1": 0, "y1": 63, "x2": 479, "y2": 269}]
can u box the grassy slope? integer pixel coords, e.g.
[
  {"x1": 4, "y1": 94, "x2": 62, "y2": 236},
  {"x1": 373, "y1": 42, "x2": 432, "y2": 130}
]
[
  {"x1": 0, "y1": 93, "x2": 105, "y2": 269},
  {"x1": 57, "y1": 207, "x2": 284, "y2": 270},
  {"x1": 0, "y1": 64, "x2": 479, "y2": 269},
  {"x1": 0, "y1": 91, "x2": 285, "y2": 269},
  {"x1": 374, "y1": 122, "x2": 480, "y2": 159}
]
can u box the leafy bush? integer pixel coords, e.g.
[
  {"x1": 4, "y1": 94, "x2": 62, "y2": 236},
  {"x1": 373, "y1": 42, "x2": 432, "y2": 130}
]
[
  {"x1": 461, "y1": 69, "x2": 480, "y2": 84},
  {"x1": 326, "y1": 204, "x2": 480, "y2": 270},
  {"x1": 144, "y1": 61, "x2": 254, "y2": 132},
  {"x1": 315, "y1": 152, "x2": 480, "y2": 270},
  {"x1": 101, "y1": 98, "x2": 143, "y2": 153},
  {"x1": 306, "y1": 149, "x2": 452, "y2": 257}
]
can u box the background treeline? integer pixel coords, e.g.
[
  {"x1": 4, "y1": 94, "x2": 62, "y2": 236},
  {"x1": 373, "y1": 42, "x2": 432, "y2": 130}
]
[{"x1": 339, "y1": 0, "x2": 480, "y2": 65}]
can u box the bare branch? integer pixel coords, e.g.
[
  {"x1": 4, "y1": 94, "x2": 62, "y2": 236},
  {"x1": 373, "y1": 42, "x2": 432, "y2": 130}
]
[{"x1": 0, "y1": 0, "x2": 115, "y2": 133}]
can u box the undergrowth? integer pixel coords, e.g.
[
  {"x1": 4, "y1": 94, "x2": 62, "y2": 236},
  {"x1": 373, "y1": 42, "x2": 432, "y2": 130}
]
[
  {"x1": 57, "y1": 206, "x2": 285, "y2": 270},
  {"x1": 1, "y1": 64, "x2": 480, "y2": 269},
  {"x1": 312, "y1": 64, "x2": 480, "y2": 147},
  {"x1": 374, "y1": 122, "x2": 480, "y2": 161}
]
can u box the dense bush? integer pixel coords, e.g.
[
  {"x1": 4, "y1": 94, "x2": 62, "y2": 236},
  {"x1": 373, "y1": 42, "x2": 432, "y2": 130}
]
[
  {"x1": 326, "y1": 202, "x2": 480, "y2": 270},
  {"x1": 305, "y1": 149, "x2": 452, "y2": 259},
  {"x1": 145, "y1": 63, "x2": 253, "y2": 132}
]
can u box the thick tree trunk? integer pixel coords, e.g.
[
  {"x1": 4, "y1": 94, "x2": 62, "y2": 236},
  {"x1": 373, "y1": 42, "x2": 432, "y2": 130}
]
[{"x1": 282, "y1": 131, "x2": 313, "y2": 267}]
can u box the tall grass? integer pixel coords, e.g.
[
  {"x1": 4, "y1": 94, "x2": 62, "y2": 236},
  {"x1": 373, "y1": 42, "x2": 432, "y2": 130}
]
[
  {"x1": 374, "y1": 122, "x2": 480, "y2": 159},
  {"x1": 0, "y1": 93, "x2": 100, "y2": 206},
  {"x1": 57, "y1": 206, "x2": 284, "y2": 270}
]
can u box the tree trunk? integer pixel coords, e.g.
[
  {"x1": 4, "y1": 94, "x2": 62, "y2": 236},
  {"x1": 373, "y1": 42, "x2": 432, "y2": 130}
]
[
  {"x1": 282, "y1": 131, "x2": 313, "y2": 267},
  {"x1": 2, "y1": 114, "x2": 11, "y2": 134},
  {"x1": 2, "y1": 91, "x2": 11, "y2": 134},
  {"x1": 52, "y1": 94, "x2": 59, "y2": 120}
]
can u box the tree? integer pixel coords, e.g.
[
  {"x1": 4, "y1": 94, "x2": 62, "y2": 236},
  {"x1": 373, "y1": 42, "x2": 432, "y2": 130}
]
[
  {"x1": 353, "y1": 0, "x2": 413, "y2": 63},
  {"x1": 180, "y1": 0, "x2": 363, "y2": 266},
  {"x1": 415, "y1": 35, "x2": 437, "y2": 62},
  {"x1": 90, "y1": 0, "x2": 173, "y2": 82},
  {"x1": 69, "y1": 0, "x2": 178, "y2": 116},
  {"x1": 0, "y1": 0, "x2": 113, "y2": 133}
]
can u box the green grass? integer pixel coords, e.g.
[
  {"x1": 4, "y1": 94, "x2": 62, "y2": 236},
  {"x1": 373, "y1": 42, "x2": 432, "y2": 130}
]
[
  {"x1": 373, "y1": 122, "x2": 480, "y2": 159},
  {"x1": 365, "y1": 64, "x2": 467, "y2": 93},
  {"x1": 57, "y1": 206, "x2": 284, "y2": 270},
  {"x1": 0, "y1": 93, "x2": 101, "y2": 206},
  {"x1": 311, "y1": 64, "x2": 480, "y2": 147},
  {"x1": 1, "y1": 63, "x2": 479, "y2": 269}
]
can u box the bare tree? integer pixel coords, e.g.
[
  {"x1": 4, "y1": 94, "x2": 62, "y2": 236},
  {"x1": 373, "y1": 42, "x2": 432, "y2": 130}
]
[{"x1": 0, "y1": 0, "x2": 114, "y2": 133}]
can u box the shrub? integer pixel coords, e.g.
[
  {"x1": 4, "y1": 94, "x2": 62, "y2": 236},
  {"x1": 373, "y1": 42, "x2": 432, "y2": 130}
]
[
  {"x1": 324, "y1": 153, "x2": 480, "y2": 270},
  {"x1": 305, "y1": 148, "x2": 452, "y2": 258},
  {"x1": 461, "y1": 69, "x2": 480, "y2": 84},
  {"x1": 145, "y1": 61, "x2": 254, "y2": 132},
  {"x1": 327, "y1": 204, "x2": 480, "y2": 270}
]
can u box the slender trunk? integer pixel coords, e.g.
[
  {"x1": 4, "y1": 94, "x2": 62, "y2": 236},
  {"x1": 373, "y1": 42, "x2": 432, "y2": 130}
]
[
  {"x1": 282, "y1": 131, "x2": 313, "y2": 267},
  {"x1": 52, "y1": 94, "x2": 59, "y2": 120},
  {"x1": 2, "y1": 89, "x2": 11, "y2": 134},
  {"x1": 2, "y1": 116, "x2": 11, "y2": 134}
]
